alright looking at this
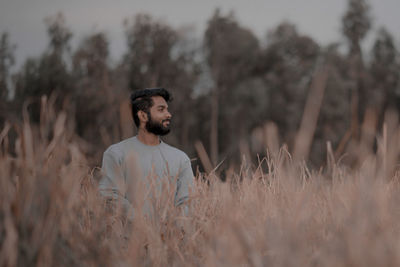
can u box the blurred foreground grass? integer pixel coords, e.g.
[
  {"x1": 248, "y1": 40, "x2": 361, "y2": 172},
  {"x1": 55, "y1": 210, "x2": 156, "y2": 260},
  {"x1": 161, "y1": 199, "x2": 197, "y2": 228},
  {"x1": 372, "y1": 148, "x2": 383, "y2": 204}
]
[{"x1": 1, "y1": 104, "x2": 400, "y2": 267}]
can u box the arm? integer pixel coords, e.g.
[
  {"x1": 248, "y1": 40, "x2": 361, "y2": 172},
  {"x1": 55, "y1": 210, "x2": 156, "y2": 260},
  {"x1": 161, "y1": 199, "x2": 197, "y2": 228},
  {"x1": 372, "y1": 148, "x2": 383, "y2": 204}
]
[
  {"x1": 174, "y1": 155, "x2": 194, "y2": 207},
  {"x1": 99, "y1": 148, "x2": 135, "y2": 220}
]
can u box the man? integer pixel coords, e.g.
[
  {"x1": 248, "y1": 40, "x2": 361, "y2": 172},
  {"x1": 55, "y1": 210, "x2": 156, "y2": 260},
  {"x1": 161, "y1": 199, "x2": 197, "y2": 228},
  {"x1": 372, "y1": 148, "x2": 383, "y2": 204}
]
[{"x1": 99, "y1": 88, "x2": 194, "y2": 219}]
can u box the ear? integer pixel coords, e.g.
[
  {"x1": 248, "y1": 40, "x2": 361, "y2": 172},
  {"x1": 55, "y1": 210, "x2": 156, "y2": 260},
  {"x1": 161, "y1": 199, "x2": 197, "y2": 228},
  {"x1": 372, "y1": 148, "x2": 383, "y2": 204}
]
[{"x1": 138, "y1": 110, "x2": 148, "y2": 124}]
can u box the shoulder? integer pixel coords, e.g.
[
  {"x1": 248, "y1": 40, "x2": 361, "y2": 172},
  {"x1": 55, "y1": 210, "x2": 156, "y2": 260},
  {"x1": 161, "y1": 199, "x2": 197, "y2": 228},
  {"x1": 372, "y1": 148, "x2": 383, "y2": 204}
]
[
  {"x1": 161, "y1": 142, "x2": 190, "y2": 162},
  {"x1": 103, "y1": 136, "x2": 138, "y2": 158}
]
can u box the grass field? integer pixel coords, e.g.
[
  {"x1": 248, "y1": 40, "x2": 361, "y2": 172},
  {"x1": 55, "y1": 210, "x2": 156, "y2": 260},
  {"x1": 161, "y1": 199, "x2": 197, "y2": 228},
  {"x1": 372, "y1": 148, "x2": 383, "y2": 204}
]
[{"x1": 1, "y1": 108, "x2": 400, "y2": 267}]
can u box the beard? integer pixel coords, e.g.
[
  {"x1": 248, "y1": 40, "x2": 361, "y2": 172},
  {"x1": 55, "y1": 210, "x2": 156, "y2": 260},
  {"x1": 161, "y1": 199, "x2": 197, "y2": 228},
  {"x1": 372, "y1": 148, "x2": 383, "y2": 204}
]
[{"x1": 145, "y1": 113, "x2": 171, "y2": 136}]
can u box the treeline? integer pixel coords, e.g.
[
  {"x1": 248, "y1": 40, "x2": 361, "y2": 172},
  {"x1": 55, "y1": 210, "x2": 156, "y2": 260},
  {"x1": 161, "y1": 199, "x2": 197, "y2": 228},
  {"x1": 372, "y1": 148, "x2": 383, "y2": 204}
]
[{"x1": 1, "y1": 0, "x2": 400, "y2": 169}]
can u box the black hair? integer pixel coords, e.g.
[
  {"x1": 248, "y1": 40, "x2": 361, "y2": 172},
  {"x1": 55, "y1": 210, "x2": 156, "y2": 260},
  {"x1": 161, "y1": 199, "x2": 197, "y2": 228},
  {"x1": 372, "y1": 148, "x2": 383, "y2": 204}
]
[{"x1": 130, "y1": 88, "x2": 172, "y2": 127}]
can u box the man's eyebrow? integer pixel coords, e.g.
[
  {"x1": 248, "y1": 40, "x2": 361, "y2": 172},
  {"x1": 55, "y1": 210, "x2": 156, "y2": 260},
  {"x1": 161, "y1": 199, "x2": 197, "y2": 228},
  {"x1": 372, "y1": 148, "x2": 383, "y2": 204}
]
[{"x1": 156, "y1": 104, "x2": 168, "y2": 108}]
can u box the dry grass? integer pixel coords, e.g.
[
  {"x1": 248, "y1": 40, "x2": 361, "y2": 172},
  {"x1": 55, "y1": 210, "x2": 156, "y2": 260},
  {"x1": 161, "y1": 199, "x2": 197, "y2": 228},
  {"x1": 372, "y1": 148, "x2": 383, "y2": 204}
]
[{"x1": 2, "y1": 103, "x2": 400, "y2": 267}]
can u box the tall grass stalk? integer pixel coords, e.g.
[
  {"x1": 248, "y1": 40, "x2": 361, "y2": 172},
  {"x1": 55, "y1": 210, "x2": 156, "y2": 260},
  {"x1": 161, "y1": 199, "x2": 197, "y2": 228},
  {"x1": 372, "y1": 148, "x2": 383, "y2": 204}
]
[{"x1": 1, "y1": 102, "x2": 400, "y2": 266}]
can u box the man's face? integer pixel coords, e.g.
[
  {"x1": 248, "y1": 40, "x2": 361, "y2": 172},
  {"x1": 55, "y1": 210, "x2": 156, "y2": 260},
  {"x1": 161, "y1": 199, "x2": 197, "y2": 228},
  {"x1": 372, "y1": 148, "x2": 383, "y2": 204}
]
[{"x1": 145, "y1": 96, "x2": 172, "y2": 136}]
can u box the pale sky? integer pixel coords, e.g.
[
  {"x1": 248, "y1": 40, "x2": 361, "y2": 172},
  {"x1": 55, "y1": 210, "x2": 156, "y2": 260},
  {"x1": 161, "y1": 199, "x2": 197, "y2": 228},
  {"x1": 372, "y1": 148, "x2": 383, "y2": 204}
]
[{"x1": 1, "y1": 0, "x2": 399, "y2": 68}]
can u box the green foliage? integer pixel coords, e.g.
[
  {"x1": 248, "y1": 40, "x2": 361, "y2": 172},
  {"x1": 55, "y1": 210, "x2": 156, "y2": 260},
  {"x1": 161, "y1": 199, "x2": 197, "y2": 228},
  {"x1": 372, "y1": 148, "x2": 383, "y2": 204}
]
[
  {"x1": 73, "y1": 32, "x2": 109, "y2": 79},
  {"x1": 370, "y1": 28, "x2": 400, "y2": 111},
  {"x1": 0, "y1": 32, "x2": 16, "y2": 128},
  {"x1": 0, "y1": 32, "x2": 16, "y2": 101},
  {"x1": 205, "y1": 9, "x2": 259, "y2": 88},
  {"x1": 312, "y1": 45, "x2": 352, "y2": 164},
  {"x1": 14, "y1": 13, "x2": 72, "y2": 123},
  {"x1": 123, "y1": 14, "x2": 179, "y2": 90},
  {"x1": 123, "y1": 14, "x2": 200, "y2": 151},
  {"x1": 72, "y1": 32, "x2": 118, "y2": 147},
  {"x1": 204, "y1": 10, "x2": 261, "y2": 162},
  {"x1": 44, "y1": 13, "x2": 72, "y2": 55},
  {"x1": 342, "y1": 0, "x2": 371, "y2": 55},
  {"x1": 262, "y1": 22, "x2": 320, "y2": 139},
  {"x1": 4, "y1": 4, "x2": 400, "y2": 167}
]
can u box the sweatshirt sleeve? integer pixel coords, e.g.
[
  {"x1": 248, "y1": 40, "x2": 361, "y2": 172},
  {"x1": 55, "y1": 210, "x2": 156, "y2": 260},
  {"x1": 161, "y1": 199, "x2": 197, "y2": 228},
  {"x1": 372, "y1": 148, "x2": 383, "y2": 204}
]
[
  {"x1": 99, "y1": 148, "x2": 134, "y2": 220},
  {"x1": 174, "y1": 154, "x2": 194, "y2": 206}
]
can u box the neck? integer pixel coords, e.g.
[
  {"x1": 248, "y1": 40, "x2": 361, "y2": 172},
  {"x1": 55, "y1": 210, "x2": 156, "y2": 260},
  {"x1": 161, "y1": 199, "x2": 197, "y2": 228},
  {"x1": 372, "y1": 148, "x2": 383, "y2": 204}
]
[{"x1": 137, "y1": 127, "x2": 160, "y2": 146}]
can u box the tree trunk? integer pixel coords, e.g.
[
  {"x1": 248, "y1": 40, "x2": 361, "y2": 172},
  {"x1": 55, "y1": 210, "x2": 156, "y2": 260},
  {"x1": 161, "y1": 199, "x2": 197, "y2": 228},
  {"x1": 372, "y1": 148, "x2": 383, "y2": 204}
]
[{"x1": 210, "y1": 87, "x2": 218, "y2": 165}]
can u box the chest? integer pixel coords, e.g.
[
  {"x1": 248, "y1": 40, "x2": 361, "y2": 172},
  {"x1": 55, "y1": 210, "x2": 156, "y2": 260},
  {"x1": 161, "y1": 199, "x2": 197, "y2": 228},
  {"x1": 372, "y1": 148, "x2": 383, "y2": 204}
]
[{"x1": 123, "y1": 149, "x2": 181, "y2": 181}]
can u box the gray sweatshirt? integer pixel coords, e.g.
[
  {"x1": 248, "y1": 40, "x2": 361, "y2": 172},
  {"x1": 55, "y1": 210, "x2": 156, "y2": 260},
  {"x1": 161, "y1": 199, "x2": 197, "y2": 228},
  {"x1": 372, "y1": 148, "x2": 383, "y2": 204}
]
[{"x1": 99, "y1": 136, "x2": 194, "y2": 219}]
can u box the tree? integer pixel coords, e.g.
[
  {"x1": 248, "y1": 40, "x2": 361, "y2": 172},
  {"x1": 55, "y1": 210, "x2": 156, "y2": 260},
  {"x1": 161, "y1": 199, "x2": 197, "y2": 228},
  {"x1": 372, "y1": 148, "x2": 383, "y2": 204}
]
[
  {"x1": 342, "y1": 0, "x2": 371, "y2": 57},
  {"x1": 123, "y1": 14, "x2": 178, "y2": 90},
  {"x1": 73, "y1": 32, "x2": 109, "y2": 80},
  {"x1": 370, "y1": 28, "x2": 400, "y2": 114},
  {"x1": 204, "y1": 9, "x2": 260, "y2": 164},
  {"x1": 0, "y1": 32, "x2": 16, "y2": 127},
  {"x1": 313, "y1": 44, "x2": 352, "y2": 164},
  {"x1": 341, "y1": 0, "x2": 372, "y2": 140},
  {"x1": 44, "y1": 13, "x2": 72, "y2": 57},
  {"x1": 0, "y1": 32, "x2": 16, "y2": 102},
  {"x1": 14, "y1": 13, "x2": 73, "y2": 122},
  {"x1": 122, "y1": 14, "x2": 199, "y2": 151},
  {"x1": 260, "y1": 22, "x2": 320, "y2": 145},
  {"x1": 72, "y1": 32, "x2": 118, "y2": 146}
]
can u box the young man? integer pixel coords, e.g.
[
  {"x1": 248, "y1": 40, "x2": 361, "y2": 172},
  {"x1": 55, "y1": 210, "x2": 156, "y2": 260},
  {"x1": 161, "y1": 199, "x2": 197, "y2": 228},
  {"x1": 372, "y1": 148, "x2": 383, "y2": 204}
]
[{"x1": 99, "y1": 88, "x2": 194, "y2": 219}]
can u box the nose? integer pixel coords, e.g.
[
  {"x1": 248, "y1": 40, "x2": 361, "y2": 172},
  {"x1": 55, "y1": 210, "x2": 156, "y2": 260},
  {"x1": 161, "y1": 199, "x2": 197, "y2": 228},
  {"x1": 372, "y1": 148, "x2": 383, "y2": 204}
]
[{"x1": 166, "y1": 111, "x2": 172, "y2": 119}]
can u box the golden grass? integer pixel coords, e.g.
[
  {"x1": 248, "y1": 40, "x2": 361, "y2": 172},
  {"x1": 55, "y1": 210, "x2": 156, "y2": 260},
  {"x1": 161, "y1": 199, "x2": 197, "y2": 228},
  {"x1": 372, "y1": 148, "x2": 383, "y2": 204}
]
[{"x1": 2, "y1": 103, "x2": 400, "y2": 266}]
